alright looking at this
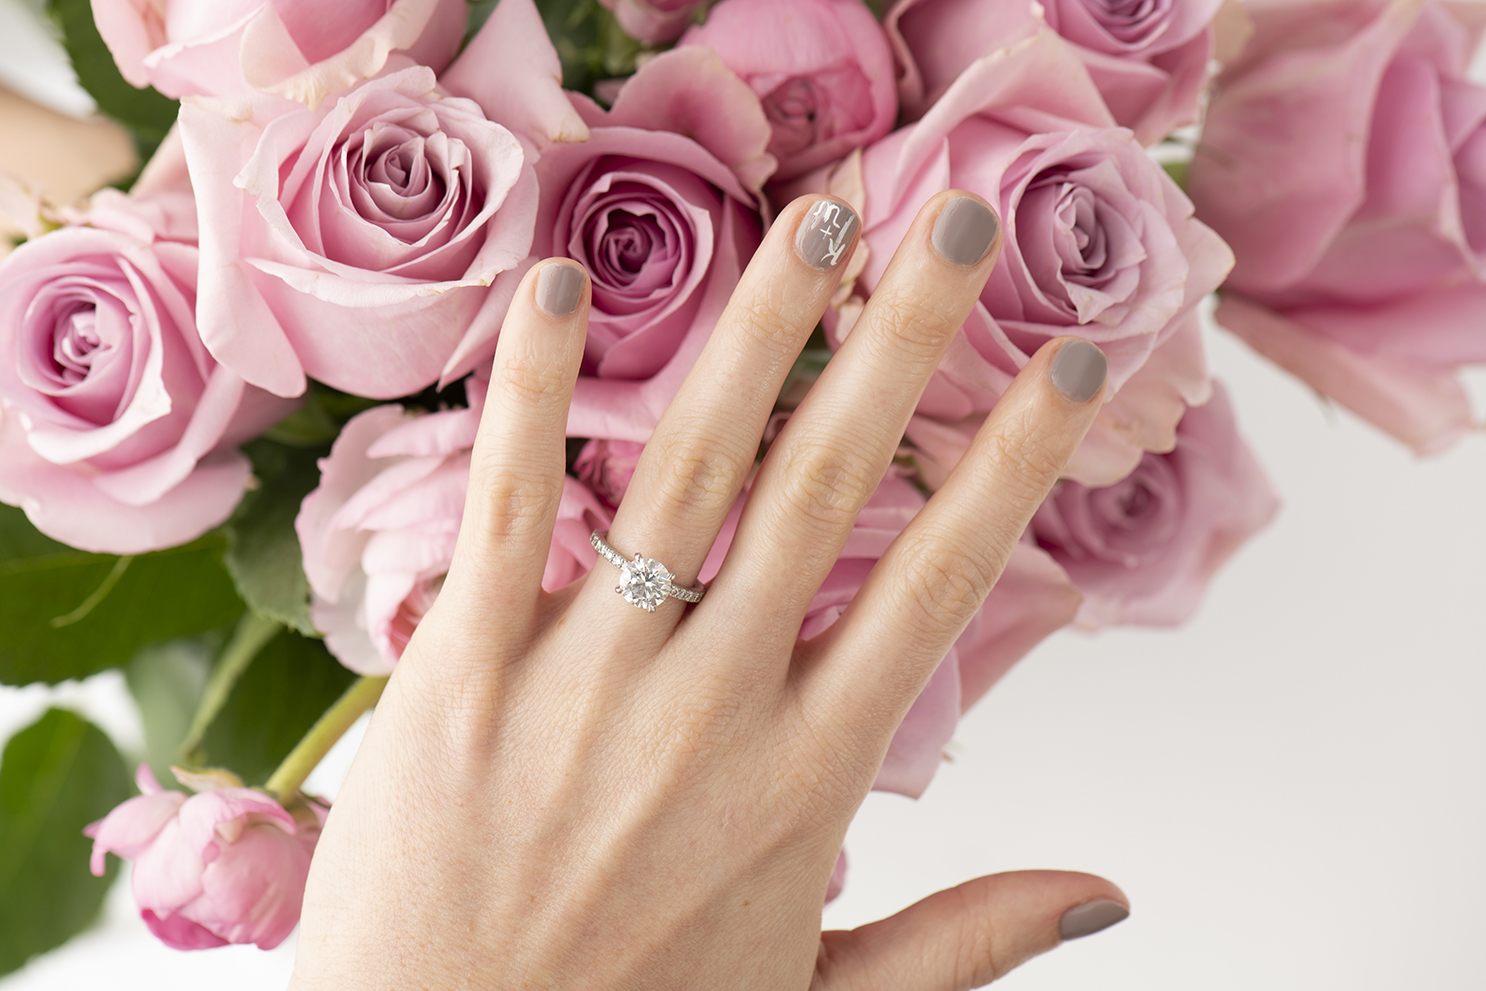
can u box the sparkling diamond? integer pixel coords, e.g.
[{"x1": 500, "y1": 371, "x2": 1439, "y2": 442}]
[{"x1": 617, "y1": 554, "x2": 672, "y2": 611}]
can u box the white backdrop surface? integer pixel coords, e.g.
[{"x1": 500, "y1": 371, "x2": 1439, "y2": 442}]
[{"x1": 2, "y1": 308, "x2": 1483, "y2": 990}]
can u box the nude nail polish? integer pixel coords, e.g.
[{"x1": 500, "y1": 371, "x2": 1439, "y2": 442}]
[
  {"x1": 931, "y1": 195, "x2": 999, "y2": 266},
  {"x1": 1049, "y1": 339, "x2": 1108, "y2": 403},
  {"x1": 1059, "y1": 899, "x2": 1129, "y2": 940},
  {"x1": 536, "y1": 263, "x2": 585, "y2": 316},
  {"x1": 796, "y1": 199, "x2": 860, "y2": 270}
]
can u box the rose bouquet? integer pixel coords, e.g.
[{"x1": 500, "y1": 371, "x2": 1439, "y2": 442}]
[{"x1": 4, "y1": 0, "x2": 1474, "y2": 971}]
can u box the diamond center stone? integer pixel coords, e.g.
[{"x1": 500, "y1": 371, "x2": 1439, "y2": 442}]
[{"x1": 617, "y1": 554, "x2": 672, "y2": 611}]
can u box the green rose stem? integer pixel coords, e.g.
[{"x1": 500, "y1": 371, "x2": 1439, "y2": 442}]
[
  {"x1": 265, "y1": 675, "x2": 388, "y2": 803},
  {"x1": 177, "y1": 613, "x2": 282, "y2": 763}
]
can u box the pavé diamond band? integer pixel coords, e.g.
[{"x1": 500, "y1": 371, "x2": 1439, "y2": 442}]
[{"x1": 590, "y1": 531, "x2": 706, "y2": 612}]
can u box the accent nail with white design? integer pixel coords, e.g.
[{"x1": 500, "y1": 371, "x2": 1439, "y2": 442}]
[{"x1": 796, "y1": 199, "x2": 860, "y2": 270}]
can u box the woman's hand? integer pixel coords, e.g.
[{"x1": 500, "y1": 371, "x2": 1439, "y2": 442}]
[{"x1": 289, "y1": 190, "x2": 1127, "y2": 991}]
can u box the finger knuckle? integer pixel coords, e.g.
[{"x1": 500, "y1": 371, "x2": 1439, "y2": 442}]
[
  {"x1": 496, "y1": 352, "x2": 571, "y2": 408},
  {"x1": 775, "y1": 441, "x2": 876, "y2": 533},
  {"x1": 864, "y1": 291, "x2": 961, "y2": 366},
  {"x1": 651, "y1": 436, "x2": 746, "y2": 519},
  {"x1": 986, "y1": 420, "x2": 1066, "y2": 513},
  {"x1": 471, "y1": 456, "x2": 560, "y2": 540},
  {"x1": 897, "y1": 531, "x2": 994, "y2": 634},
  {"x1": 727, "y1": 295, "x2": 800, "y2": 364}
]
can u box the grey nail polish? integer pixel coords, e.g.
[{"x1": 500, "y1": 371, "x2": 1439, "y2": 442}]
[
  {"x1": 796, "y1": 199, "x2": 860, "y2": 270},
  {"x1": 1059, "y1": 899, "x2": 1129, "y2": 941},
  {"x1": 1049, "y1": 339, "x2": 1108, "y2": 403},
  {"x1": 536, "y1": 263, "x2": 585, "y2": 316},
  {"x1": 931, "y1": 195, "x2": 999, "y2": 266}
]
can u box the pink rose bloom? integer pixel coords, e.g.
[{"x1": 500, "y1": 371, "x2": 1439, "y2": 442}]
[
  {"x1": 1030, "y1": 383, "x2": 1278, "y2": 628},
  {"x1": 1189, "y1": 0, "x2": 1486, "y2": 453},
  {"x1": 180, "y1": 64, "x2": 540, "y2": 401},
  {"x1": 92, "y1": 0, "x2": 466, "y2": 107},
  {"x1": 826, "y1": 31, "x2": 1231, "y2": 485},
  {"x1": 527, "y1": 48, "x2": 773, "y2": 442},
  {"x1": 798, "y1": 474, "x2": 1080, "y2": 798},
  {"x1": 573, "y1": 437, "x2": 644, "y2": 509},
  {"x1": 886, "y1": 0, "x2": 1224, "y2": 145},
  {"x1": 0, "y1": 185, "x2": 292, "y2": 553},
  {"x1": 679, "y1": 0, "x2": 897, "y2": 182},
  {"x1": 296, "y1": 383, "x2": 614, "y2": 674},
  {"x1": 85, "y1": 765, "x2": 324, "y2": 951},
  {"x1": 598, "y1": 0, "x2": 707, "y2": 44}
]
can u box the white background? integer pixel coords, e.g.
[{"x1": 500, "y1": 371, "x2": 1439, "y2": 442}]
[{"x1": 2, "y1": 0, "x2": 1485, "y2": 984}]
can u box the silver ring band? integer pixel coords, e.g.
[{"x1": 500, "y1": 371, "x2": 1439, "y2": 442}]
[{"x1": 590, "y1": 531, "x2": 705, "y2": 612}]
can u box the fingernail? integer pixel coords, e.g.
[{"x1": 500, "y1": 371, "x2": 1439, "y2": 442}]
[
  {"x1": 1049, "y1": 339, "x2": 1107, "y2": 403},
  {"x1": 536, "y1": 263, "x2": 586, "y2": 316},
  {"x1": 796, "y1": 198, "x2": 860, "y2": 270},
  {"x1": 931, "y1": 195, "x2": 999, "y2": 266},
  {"x1": 1059, "y1": 899, "x2": 1129, "y2": 941}
]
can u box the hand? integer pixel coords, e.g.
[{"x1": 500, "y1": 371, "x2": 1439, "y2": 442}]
[{"x1": 289, "y1": 190, "x2": 1127, "y2": 991}]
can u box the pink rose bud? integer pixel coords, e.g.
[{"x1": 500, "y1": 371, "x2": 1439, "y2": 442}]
[
  {"x1": 1190, "y1": 0, "x2": 1486, "y2": 453},
  {"x1": 84, "y1": 765, "x2": 324, "y2": 951},
  {"x1": 91, "y1": 0, "x2": 467, "y2": 107},
  {"x1": 1030, "y1": 383, "x2": 1278, "y2": 628},
  {"x1": 598, "y1": 0, "x2": 708, "y2": 44},
  {"x1": 680, "y1": 0, "x2": 898, "y2": 181}
]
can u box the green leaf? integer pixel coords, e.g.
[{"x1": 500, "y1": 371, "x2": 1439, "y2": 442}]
[
  {"x1": 0, "y1": 709, "x2": 131, "y2": 976},
  {"x1": 197, "y1": 629, "x2": 357, "y2": 786},
  {"x1": 226, "y1": 443, "x2": 323, "y2": 636},
  {"x1": 47, "y1": 0, "x2": 179, "y2": 158},
  {"x1": 0, "y1": 506, "x2": 246, "y2": 686},
  {"x1": 1161, "y1": 158, "x2": 1189, "y2": 191},
  {"x1": 126, "y1": 637, "x2": 216, "y2": 787}
]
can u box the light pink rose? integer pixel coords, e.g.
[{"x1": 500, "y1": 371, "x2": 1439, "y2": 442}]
[
  {"x1": 1189, "y1": 0, "x2": 1486, "y2": 453},
  {"x1": 797, "y1": 473, "x2": 1080, "y2": 798},
  {"x1": 1030, "y1": 382, "x2": 1278, "y2": 628},
  {"x1": 514, "y1": 48, "x2": 772, "y2": 442},
  {"x1": 886, "y1": 0, "x2": 1223, "y2": 145},
  {"x1": 85, "y1": 765, "x2": 324, "y2": 951},
  {"x1": 92, "y1": 0, "x2": 466, "y2": 107},
  {"x1": 826, "y1": 31, "x2": 1231, "y2": 485},
  {"x1": 0, "y1": 184, "x2": 293, "y2": 554},
  {"x1": 296, "y1": 382, "x2": 615, "y2": 674},
  {"x1": 180, "y1": 64, "x2": 540, "y2": 401},
  {"x1": 573, "y1": 437, "x2": 644, "y2": 509},
  {"x1": 598, "y1": 0, "x2": 707, "y2": 44},
  {"x1": 679, "y1": 0, "x2": 897, "y2": 182}
]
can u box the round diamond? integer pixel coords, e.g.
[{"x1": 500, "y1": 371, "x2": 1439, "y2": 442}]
[{"x1": 617, "y1": 554, "x2": 672, "y2": 611}]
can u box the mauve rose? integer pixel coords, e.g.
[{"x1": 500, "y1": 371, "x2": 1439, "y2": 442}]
[
  {"x1": 1190, "y1": 0, "x2": 1486, "y2": 453},
  {"x1": 92, "y1": 0, "x2": 467, "y2": 108},
  {"x1": 679, "y1": 0, "x2": 897, "y2": 182},
  {"x1": 574, "y1": 437, "x2": 644, "y2": 509},
  {"x1": 85, "y1": 765, "x2": 324, "y2": 951},
  {"x1": 519, "y1": 48, "x2": 772, "y2": 442},
  {"x1": 797, "y1": 473, "x2": 1080, "y2": 798},
  {"x1": 886, "y1": 0, "x2": 1224, "y2": 145},
  {"x1": 180, "y1": 63, "x2": 540, "y2": 401},
  {"x1": 824, "y1": 30, "x2": 1231, "y2": 485},
  {"x1": 296, "y1": 382, "x2": 615, "y2": 674},
  {"x1": 0, "y1": 185, "x2": 293, "y2": 554},
  {"x1": 599, "y1": 0, "x2": 708, "y2": 44},
  {"x1": 1031, "y1": 383, "x2": 1277, "y2": 627}
]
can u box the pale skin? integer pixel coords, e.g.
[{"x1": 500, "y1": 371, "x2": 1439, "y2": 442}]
[{"x1": 290, "y1": 190, "x2": 1127, "y2": 991}]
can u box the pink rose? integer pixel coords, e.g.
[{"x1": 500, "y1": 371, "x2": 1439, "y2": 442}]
[
  {"x1": 1189, "y1": 0, "x2": 1486, "y2": 453},
  {"x1": 0, "y1": 185, "x2": 292, "y2": 553},
  {"x1": 522, "y1": 48, "x2": 773, "y2": 442},
  {"x1": 92, "y1": 0, "x2": 467, "y2": 107},
  {"x1": 598, "y1": 0, "x2": 707, "y2": 44},
  {"x1": 1030, "y1": 382, "x2": 1278, "y2": 628},
  {"x1": 296, "y1": 382, "x2": 614, "y2": 674},
  {"x1": 798, "y1": 474, "x2": 1079, "y2": 798},
  {"x1": 180, "y1": 64, "x2": 540, "y2": 400},
  {"x1": 829, "y1": 31, "x2": 1231, "y2": 484},
  {"x1": 573, "y1": 437, "x2": 644, "y2": 509},
  {"x1": 679, "y1": 0, "x2": 897, "y2": 181},
  {"x1": 85, "y1": 765, "x2": 324, "y2": 951},
  {"x1": 886, "y1": 0, "x2": 1224, "y2": 144}
]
